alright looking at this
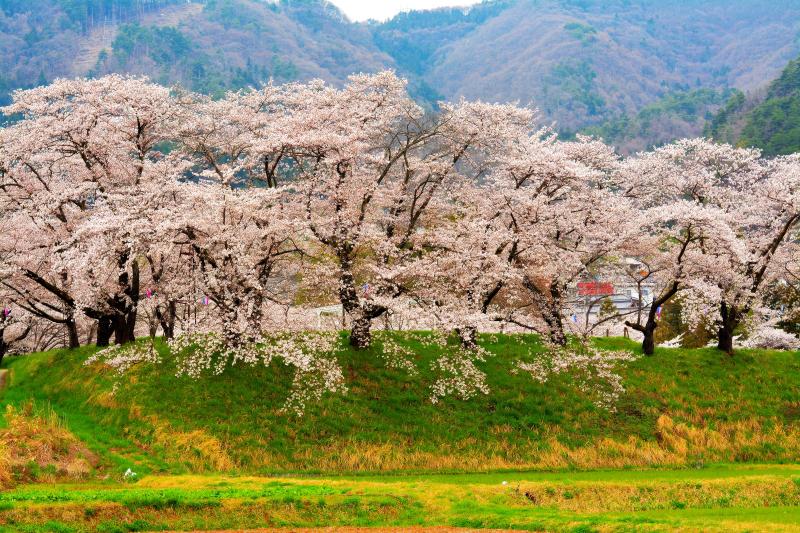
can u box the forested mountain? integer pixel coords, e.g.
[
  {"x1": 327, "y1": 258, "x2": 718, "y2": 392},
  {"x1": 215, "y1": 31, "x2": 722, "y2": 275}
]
[
  {"x1": 2, "y1": 0, "x2": 800, "y2": 149},
  {"x1": 707, "y1": 56, "x2": 800, "y2": 156},
  {"x1": 406, "y1": 0, "x2": 800, "y2": 151},
  {"x1": 0, "y1": 0, "x2": 393, "y2": 101}
]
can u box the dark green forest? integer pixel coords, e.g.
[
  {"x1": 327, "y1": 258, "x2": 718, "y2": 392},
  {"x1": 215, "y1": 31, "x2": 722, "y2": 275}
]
[{"x1": 707, "y1": 56, "x2": 800, "y2": 156}]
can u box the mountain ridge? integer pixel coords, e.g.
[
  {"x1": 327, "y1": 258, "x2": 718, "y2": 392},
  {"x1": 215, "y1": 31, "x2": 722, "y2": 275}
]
[{"x1": 2, "y1": 0, "x2": 800, "y2": 148}]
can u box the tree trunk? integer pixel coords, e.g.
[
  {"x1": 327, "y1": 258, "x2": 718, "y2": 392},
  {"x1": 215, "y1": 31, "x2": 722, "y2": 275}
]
[
  {"x1": 457, "y1": 327, "x2": 478, "y2": 350},
  {"x1": 349, "y1": 314, "x2": 372, "y2": 349},
  {"x1": 156, "y1": 300, "x2": 177, "y2": 339},
  {"x1": 717, "y1": 302, "x2": 739, "y2": 355},
  {"x1": 545, "y1": 281, "x2": 568, "y2": 346},
  {"x1": 339, "y1": 247, "x2": 379, "y2": 350},
  {"x1": 125, "y1": 260, "x2": 140, "y2": 342},
  {"x1": 86, "y1": 323, "x2": 97, "y2": 346},
  {"x1": 523, "y1": 276, "x2": 567, "y2": 347},
  {"x1": 66, "y1": 319, "x2": 80, "y2": 349},
  {"x1": 148, "y1": 319, "x2": 158, "y2": 339},
  {"x1": 546, "y1": 315, "x2": 567, "y2": 346},
  {"x1": 626, "y1": 280, "x2": 681, "y2": 356},
  {"x1": 113, "y1": 314, "x2": 135, "y2": 345},
  {"x1": 108, "y1": 251, "x2": 139, "y2": 345},
  {"x1": 717, "y1": 327, "x2": 734, "y2": 354},
  {"x1": 0, "y1": 339, "x2": 7, "y2": 368},
  {"x1": 642, "y1": 323, "x2": 656, "y2": 356},
  {"x1": 96, "y1": 316, "x2": 113, "y2": 347},
  {"x1": 626, "y1": 316, "x2": 658, "y2": 355}
]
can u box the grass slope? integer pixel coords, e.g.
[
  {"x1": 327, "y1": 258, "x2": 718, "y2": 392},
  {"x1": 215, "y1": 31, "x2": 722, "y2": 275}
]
[{"x1": 1, "y1": 335, "x2": 799, "y2": 477}]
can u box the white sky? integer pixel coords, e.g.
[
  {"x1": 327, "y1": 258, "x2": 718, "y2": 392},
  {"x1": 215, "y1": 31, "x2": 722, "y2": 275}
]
[{"x1": 329, "y1": 1, "x2": 482, "y2": 22}]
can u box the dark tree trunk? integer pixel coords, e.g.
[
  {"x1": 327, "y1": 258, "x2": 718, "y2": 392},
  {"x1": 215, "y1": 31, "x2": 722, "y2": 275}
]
[
  {"x1": 523, "y1": 276, "x2": 567, "y2": 347},
  {"x1": 113, "y1": 314, "x2": 135, "y2": 345},
  {"x1": 0, "y1": 340, "x2": 7, "y2": 368},
  {"x1": 626, "y1": 314, "x2": 659, "y2": 355},
  {"x1": 124, "y1": 260, "x2": 140, "y2": 342},
  {"x1": 546, "y1": 282, "x2": 568, "y2": 346},
  {"x1": 642, "y1": 322, "x2": 656, "y2": 356},
  {"x1": 717, "y1": 301, "x2": 740, "y2": 355},
  {"x1": 66, "y1": 319, "x2": 80, "y2": 349},
  {"x1": 626, "y1": 280, "x2": 680, "y2": 356},
  {"x1": 96, "y1": 316, "x2": 113, "y2": 347},
  {"x1": 156, "y1": 300, "x2": 177, "y2": 339},
  {"x1": 107, "y1": 253, "x2": 140, "y2": 345},
  {"x1": 349, "y1": 314, "x2": 372, "y2": 349},
  {"x1": 717, "y1": 327, "x2": 734, "y2": 354}
]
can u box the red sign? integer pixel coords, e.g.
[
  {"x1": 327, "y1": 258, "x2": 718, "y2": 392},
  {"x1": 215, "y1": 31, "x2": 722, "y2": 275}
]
[{"x1": 577, "y1": 282, "x2": 614, "y2": 296}]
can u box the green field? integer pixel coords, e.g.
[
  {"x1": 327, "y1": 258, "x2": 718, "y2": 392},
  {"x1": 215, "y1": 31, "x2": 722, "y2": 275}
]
[
  {"x1": 3, "y1": 466, "x2": 800, "y2": 532},
  {"x1": 1, "y1": 334, "x2": 799, "y2": 531}
]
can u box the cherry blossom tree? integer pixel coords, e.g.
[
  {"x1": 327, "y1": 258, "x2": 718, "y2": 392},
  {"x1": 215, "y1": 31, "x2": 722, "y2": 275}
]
[
  {"x1": 412, "y1": 122, "x2": 632, "y2": 349},
  {"x1": 708, "y1": 153, "x2": 800, "y2": 353},
  {"x1": 281, "y1": 73, "x2": 509, "y2": 348},
  {"x1": 773, "y1": 241, "x2": 800, "y2": 329},
  {"x1": 618, "y1": 139, "x2": 751, "y2": 354},
  {"x1": 0, "y1": 75, "x2": 181, "y2": 346},
  {"x1": 652, "y1": 144, "x2": 800, "y2": 353}
]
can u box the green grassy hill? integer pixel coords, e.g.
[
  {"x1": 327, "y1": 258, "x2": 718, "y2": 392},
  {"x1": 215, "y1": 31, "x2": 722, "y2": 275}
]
[{"x1": 1, "y1": 335, "x2": 799, "y2": 480}]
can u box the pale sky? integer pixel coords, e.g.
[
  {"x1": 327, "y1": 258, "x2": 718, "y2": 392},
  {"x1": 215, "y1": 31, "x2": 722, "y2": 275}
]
[{"x1": 329, "y1": 1, "x2": 482, "y2": 22}]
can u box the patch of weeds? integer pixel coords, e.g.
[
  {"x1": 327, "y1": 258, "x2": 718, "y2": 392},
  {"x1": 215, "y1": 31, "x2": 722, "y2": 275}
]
[
  {"x1": 715, "y1": 496, "x2": 732, "y2": 507},
  {"x1": 342, "y1": 496, "x2": 361, "y2": 507},
  {"x1": 21, "y1": 522, "x2": 76, "y2": 533},
  {"x1": 122, "y1": 496, "x2": 178, "y2": 510},
  {"x1": 126, "y1": 520, "x2": 164, "y2": 532},
  {"x1": 670, "y1": 500, "x2": 687, "y2": 509},
  {"x1": 97, "y1": 522, "x2": 129, "y2": 533}
]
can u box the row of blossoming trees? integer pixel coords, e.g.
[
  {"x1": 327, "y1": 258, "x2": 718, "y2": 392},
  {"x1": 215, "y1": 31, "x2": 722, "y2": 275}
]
[{"x1": 0, "y1": 73, "x2": 798, "y2": 398}]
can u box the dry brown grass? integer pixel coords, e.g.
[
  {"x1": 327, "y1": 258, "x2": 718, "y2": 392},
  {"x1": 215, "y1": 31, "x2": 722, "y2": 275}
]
[
  {"x1": 239, "y1": 415, "x2": 800, "y2": 473},
  {"x1": 0, "y1": 441, "x2": 11, "y2": 488},
  {"x1": 514, "y1": 477, "x2": 800, "y2": 513},
  {"x1": 286, "y1": 439, "x2": 531, "y2": 472},
  {"x1": 535, "y1": 415, "x2": 800, "y2": 470},
  {"x1": 0, "y1": 402, "x2": 97, "y2": 484},
  {"x1": 145, "y1": 413, "x2": 234, "y2": 472}
]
